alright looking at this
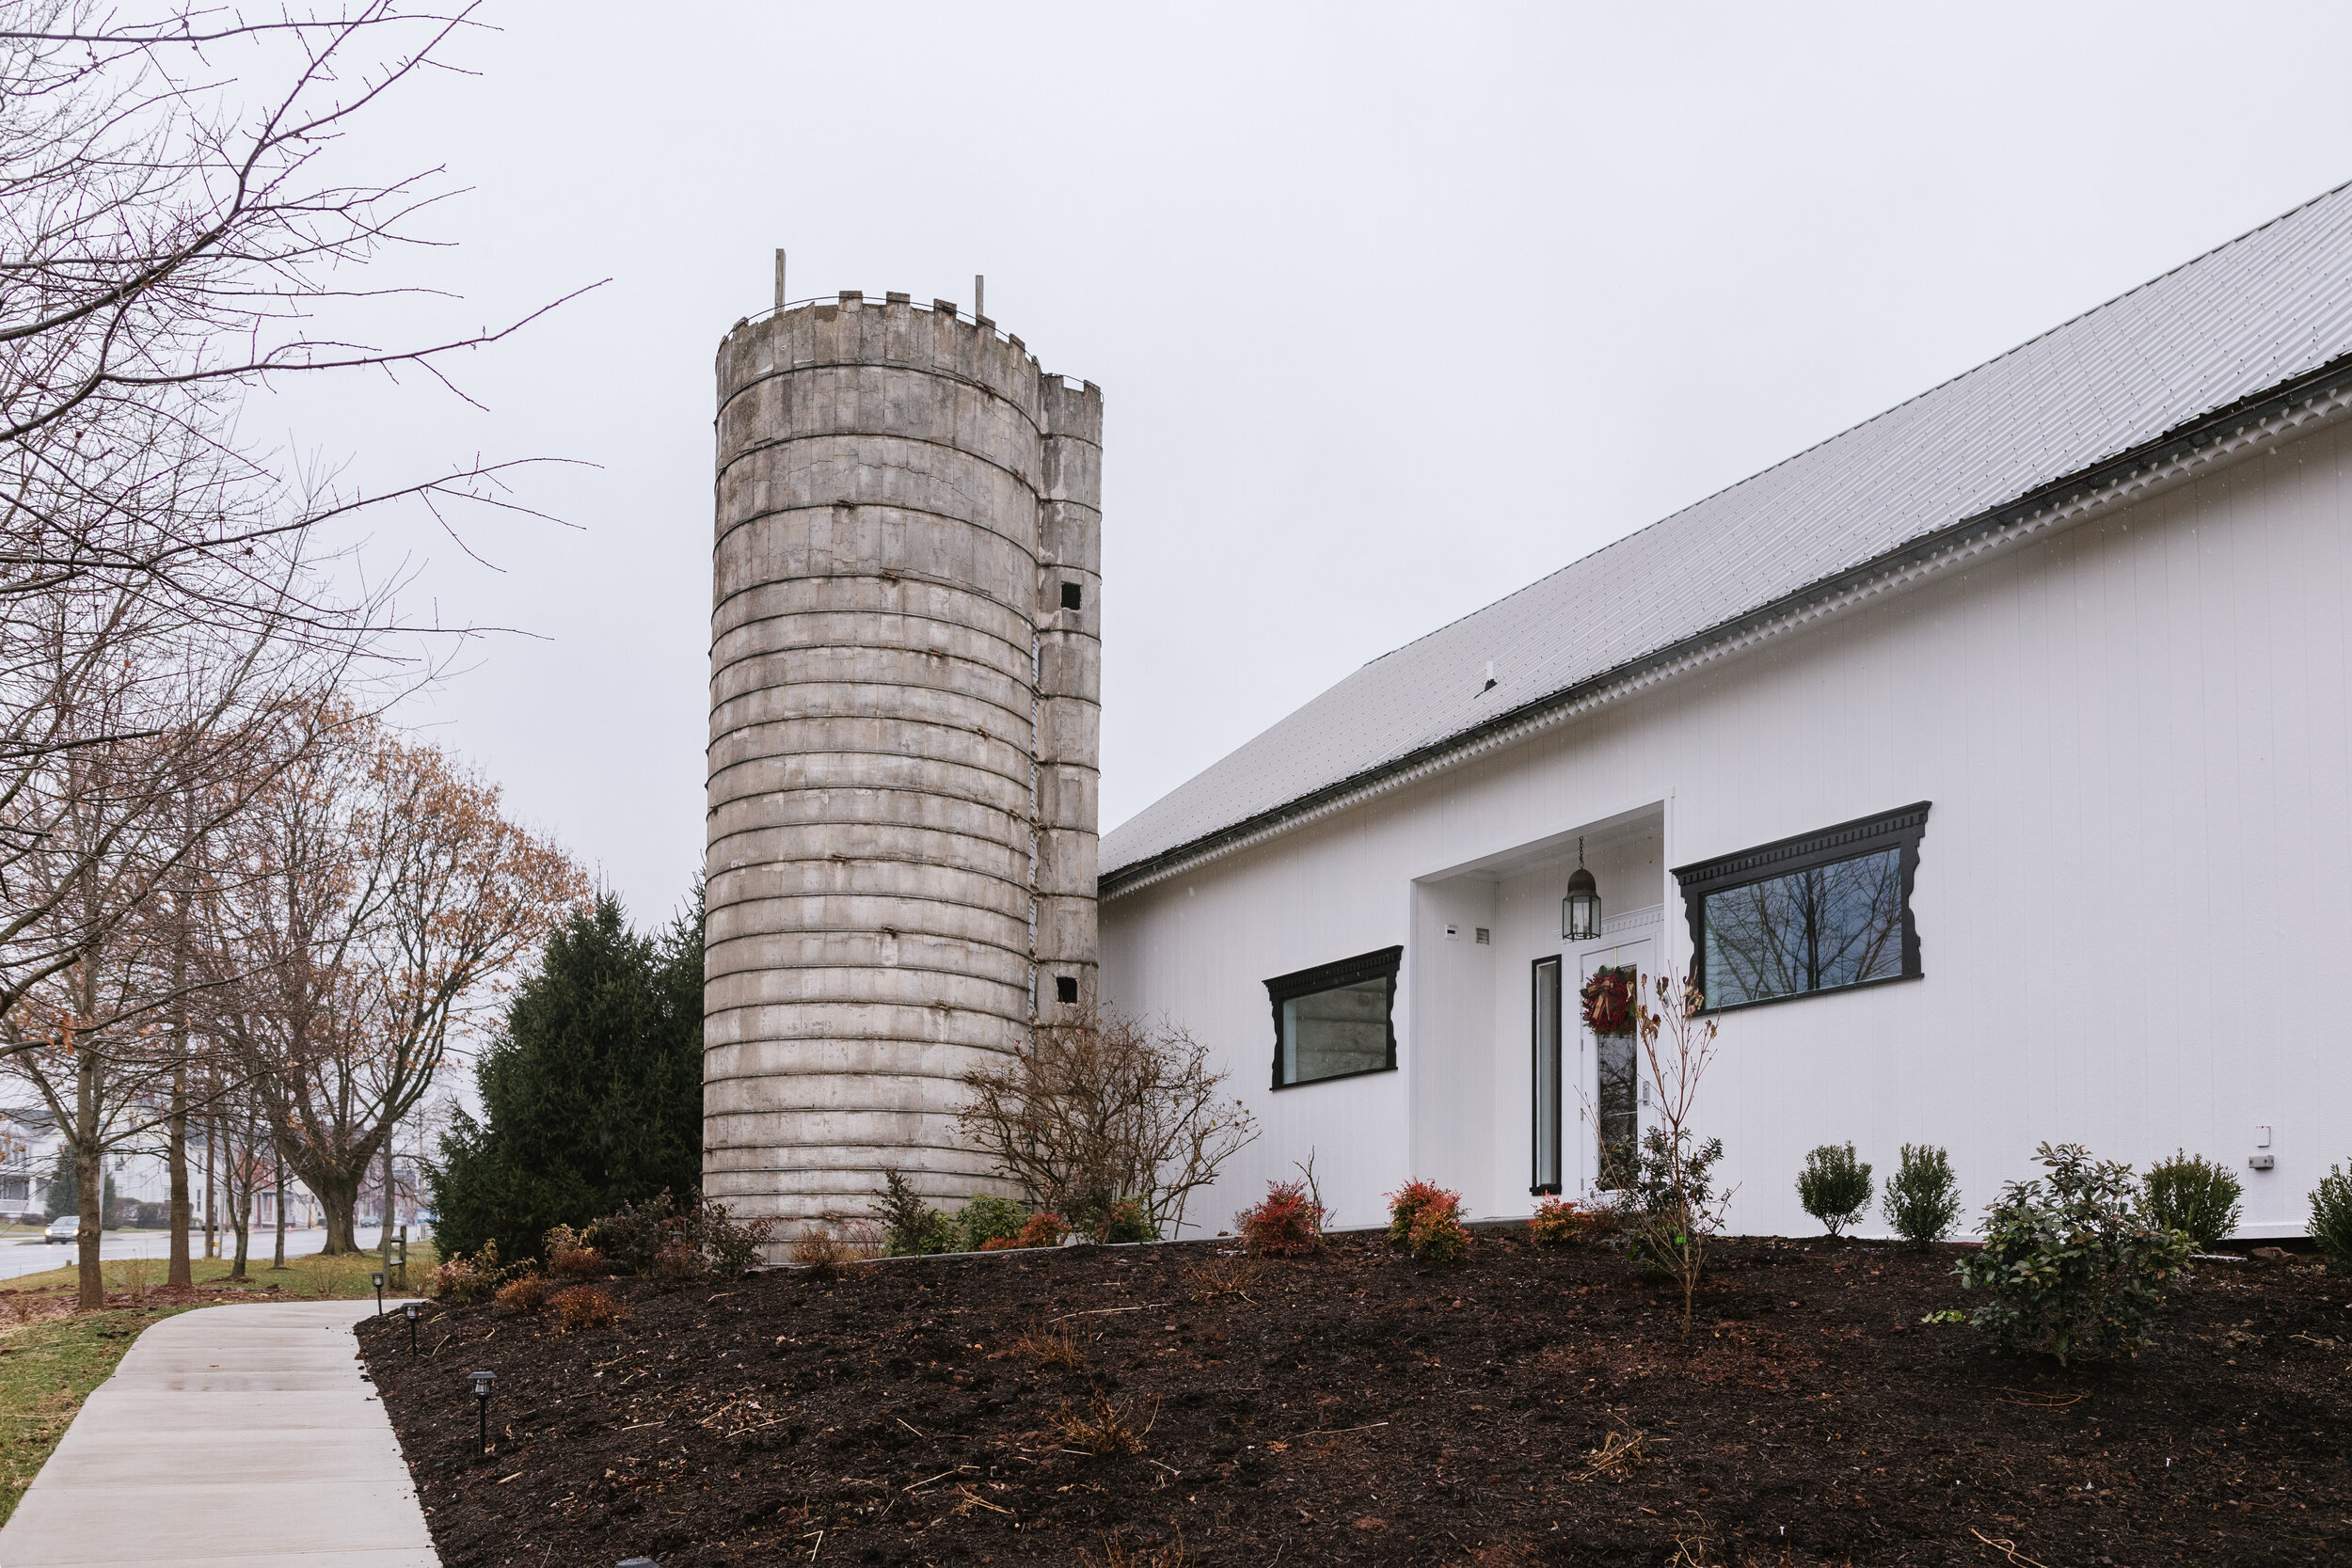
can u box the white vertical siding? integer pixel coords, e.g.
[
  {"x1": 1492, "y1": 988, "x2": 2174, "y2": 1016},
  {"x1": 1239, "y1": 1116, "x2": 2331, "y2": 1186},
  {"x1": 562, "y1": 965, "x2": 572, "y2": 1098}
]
[{"x1": 1100, "y1": 416, "x2": 2352, "y2": 1240}]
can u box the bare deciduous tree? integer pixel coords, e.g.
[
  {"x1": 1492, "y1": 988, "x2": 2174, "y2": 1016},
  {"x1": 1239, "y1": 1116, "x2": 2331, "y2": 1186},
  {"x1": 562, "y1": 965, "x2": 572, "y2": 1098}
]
[
  {"x1": 201, "y1": 714, "x2": 584, "y2": 1254},
  {"x1": 956, "y1": 1010, "x2": 1259, "y2": 1240}
]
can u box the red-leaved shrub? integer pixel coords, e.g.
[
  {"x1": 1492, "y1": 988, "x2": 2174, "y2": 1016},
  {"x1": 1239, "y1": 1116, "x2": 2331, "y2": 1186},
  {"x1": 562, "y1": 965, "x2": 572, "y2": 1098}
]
[
  {"x1": 1529, "y1": 1196, "x2": 1592, "y2": 1246},
  {"x1": 548, "y1": 1283, "x2": 626, "y2": 1331},
  {"x1": 1236, "y1": 1179, "x2": 1326, "y2": 1257},
  {"x1": 494, "y1": 1273, "x2": 548, "y2": 1312},
  {"x1": 1385, "y1": 1179, "x2": 1460, "y2": 1245}
]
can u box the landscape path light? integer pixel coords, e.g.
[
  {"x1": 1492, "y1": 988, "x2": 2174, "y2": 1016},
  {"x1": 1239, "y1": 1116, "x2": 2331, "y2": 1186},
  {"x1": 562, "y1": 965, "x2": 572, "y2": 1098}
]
[
  {"x1": 404, "y1": 1300, "x2": 421, "y2": 1354},
  {"x1": 469, "y1": 1369, "x2": 495, "y2": 1454},
  {"x1": 371, "y1": 1270, "x2": 385, "y2": 1316}
]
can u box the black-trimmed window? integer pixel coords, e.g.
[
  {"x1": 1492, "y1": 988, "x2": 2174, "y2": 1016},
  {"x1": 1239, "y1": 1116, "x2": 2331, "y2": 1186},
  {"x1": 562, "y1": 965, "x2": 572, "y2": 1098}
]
[
  {"x1": 1266, "y1": 945, "x2": 1401, "y2": 1089},
  {"x1": 1674, "y1": 802, "x2": 1929, "y2": 1013}
]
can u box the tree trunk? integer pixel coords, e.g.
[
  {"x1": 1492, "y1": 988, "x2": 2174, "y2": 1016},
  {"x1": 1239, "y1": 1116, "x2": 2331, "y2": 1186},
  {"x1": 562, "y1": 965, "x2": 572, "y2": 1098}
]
[
  {"x1": 313, "y1": 1170, "x2": 359, "y2": 1255},
  {"x1": 73, "y1": 1148, "x2": 103, "y2": 1311},
  {"x1": 201, "y1": 1109, "x2": 215, "y2": 1260},
  {"x1": 74, "y1": 1040, "x2": 103, "y2": 1311},
  {"x1": 229, "y1": 1179, "x2": 249, "y2": 1281},
  {"x1": 271, "y1": 1147, "x2": 286, "y2": 1270},
  {"x1": 167, "y1": 1067, "x2": 191, "y2": 1288}
]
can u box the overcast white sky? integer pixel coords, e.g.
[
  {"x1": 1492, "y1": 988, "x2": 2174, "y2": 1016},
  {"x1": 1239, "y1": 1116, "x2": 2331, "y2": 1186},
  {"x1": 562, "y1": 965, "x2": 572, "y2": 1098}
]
[{"x1": 276, "y1": 2, "x2": 2352, "y2": 927}]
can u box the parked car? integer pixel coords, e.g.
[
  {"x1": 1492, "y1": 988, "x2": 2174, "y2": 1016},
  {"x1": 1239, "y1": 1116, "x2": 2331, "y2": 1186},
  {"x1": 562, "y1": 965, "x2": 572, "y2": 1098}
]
[{"x1": 44, "y1": 1215, "x2": 77, "y2": 1243}]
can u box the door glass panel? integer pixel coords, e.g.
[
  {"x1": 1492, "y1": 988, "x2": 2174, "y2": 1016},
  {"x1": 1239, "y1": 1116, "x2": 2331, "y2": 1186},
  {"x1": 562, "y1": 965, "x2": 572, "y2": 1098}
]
[
  {"x1": 1532, "y1": 958, "x2": 1561, "y2": 1194},
  {"x1": 1596, "y1": 1031, "x2": 1636, "y2": 1189}
]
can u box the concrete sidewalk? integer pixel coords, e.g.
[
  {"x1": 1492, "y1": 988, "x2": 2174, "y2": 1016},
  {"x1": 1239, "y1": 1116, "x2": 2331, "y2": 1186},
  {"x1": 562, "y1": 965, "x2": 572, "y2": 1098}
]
[{"x1": 0, "y1": 1302, "x2": 437, "y2": 1567}]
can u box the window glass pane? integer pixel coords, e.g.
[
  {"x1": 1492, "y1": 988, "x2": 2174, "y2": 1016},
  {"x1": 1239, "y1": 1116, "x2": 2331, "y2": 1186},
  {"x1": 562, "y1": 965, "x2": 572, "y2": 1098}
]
[
  {"x1": 1533, "y1": 958, "x2": 1561, "y2": 1192},
  {"x1": 1280, "y1": 976, "x2": 1390, "y2": 1084},
  {"x1": 1703, "y1": 846, "x2": 1903, "y2": 1007}
]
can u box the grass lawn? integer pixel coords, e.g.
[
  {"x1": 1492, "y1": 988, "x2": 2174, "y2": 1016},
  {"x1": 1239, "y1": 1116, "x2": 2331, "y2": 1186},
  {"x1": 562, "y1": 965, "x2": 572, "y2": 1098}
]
[
  {"x1": 0, "y1": 1241, "x2": 438, "y2": 1302},
  {"x1": 0, "y1": 1306, "x2": 195, "y2": 1524}
]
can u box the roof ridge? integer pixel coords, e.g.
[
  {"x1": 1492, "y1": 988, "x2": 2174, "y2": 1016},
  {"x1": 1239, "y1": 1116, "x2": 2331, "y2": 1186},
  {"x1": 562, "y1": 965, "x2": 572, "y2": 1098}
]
[{"x1": 1363, "y1": 177, "x2": 2352, "y2": 670}]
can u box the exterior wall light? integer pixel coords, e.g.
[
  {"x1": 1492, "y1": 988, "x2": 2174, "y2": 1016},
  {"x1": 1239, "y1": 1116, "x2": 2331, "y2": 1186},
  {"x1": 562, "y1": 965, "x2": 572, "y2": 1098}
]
[
  {"x1": 1562, "y1": 837, "x2": 1601, "y2": 942},
  {"x1": 469, "y1": 1369, "x2": 496, "y2": 1453}
]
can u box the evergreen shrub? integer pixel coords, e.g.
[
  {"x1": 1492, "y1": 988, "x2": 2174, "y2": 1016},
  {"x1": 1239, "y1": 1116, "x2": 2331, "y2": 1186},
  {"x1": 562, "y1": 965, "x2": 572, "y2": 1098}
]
[
  {"x1": 2142, "y1": 1151, "x2": 2243, "y2": 1252},
  {"x1": 1883, "y1": 1144, "x2": 1963, "y2": 1248},
  {"x1": 875, "y1": 1169, "x2": 960, "y2": 1257},
  {"x1": 2312, "y1": 1164, "x2": 2352, "y2": 1274},
  {"x1": 1956, "y1": 1142, "x2": 2194, "y2": 1366},
  {"x1": 956, "y1": 1195, "x2": 1028, "y2": 1253},
  {"x1": 1797, "y1": 1144, "x2": 1874, "y2": 1237}
]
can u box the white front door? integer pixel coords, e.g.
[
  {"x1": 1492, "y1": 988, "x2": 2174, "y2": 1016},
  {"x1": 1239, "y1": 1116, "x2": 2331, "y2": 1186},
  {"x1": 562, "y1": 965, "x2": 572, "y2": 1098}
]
[{"x1": 1577, "y1": 937, "x2": 1651, "y2": 1196}]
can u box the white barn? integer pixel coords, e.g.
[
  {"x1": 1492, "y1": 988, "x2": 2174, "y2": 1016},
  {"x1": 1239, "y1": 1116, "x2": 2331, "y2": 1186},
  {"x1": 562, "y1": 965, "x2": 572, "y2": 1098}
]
[{"x1": 1098, "y1": 183, "x2": 2352, "y2": 1243}]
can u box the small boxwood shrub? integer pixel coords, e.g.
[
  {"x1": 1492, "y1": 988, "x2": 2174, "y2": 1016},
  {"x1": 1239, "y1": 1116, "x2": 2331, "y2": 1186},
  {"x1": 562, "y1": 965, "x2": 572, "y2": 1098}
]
[
  {"x1": 1236, "y1": 1179, "x2": 1326, "y2": 1257},
  {"x1": 2312, "y1": 1163, "x2": 2352, "y2": 1274},
  {"x1": 1956, "y1": 1142, "x2": 2193, "y2": 1366},
  {"x1": 1797, "y1": 1143, "x2": 1873, "y2": 1237},
  {"x1": 1883, "y1": 1143, "x2": 1963, "y2": 1249},
  {"x1": 2142, "y1": 1150, "x2": 2243, "y2": 1252},
  {"x1": 956, "y1": 1194, "x2": 1028, "y2": 1253}
]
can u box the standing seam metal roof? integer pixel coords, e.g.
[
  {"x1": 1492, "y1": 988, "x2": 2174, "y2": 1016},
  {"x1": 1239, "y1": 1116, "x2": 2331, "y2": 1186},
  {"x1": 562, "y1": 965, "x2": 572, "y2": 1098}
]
[{"x1": 1103, "y1": 180, "x2": 2352, "y2": 883}]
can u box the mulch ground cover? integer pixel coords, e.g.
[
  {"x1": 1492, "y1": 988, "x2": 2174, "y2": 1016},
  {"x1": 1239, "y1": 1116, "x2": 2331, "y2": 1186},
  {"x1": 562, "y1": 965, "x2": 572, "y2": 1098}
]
[{"x1": 356, "y1": 1233, "x2": 2352, "y2": 1567}]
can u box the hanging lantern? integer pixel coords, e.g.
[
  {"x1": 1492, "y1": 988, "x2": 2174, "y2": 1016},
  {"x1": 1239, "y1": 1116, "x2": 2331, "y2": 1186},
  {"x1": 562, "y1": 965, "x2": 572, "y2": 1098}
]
[{"x1": 1562, "y1": 837, "x2": 1601, "y2": 942}]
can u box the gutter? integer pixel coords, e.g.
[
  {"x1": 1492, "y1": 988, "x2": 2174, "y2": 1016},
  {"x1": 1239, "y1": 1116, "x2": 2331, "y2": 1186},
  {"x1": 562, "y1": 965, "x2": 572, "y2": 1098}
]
[{"x1": 1100, "y1": 347, "x2": 2352, "y2": 900}]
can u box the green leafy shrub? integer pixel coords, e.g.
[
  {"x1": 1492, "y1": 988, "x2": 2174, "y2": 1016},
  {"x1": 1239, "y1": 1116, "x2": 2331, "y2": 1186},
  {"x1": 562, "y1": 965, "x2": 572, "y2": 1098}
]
[
  {"x1": 1627, "y1": 1125, "x2": 1725, "y2": 1268},
  {"x1": 979, "y1": 1212, "x2": 1071, "y2": 1251},
  {"x1": 2312, "y1": 1164, "x2": 2352, "y2": 1274},
  {"x1": 1236, "y1": 1179, "x2": 1326, "y2": 1257},
  {"x1": 2143, "y1": 1151, "x2": 2243, "y2": 1252},
  {"x1": 1956, "y1": 1142, "x2": 2194, "y2": 1366},
  {"x1": 1883, "y1": 1143, "x2": 1963, "y2": 1249},
  {"x1": 956, "y1": 1194, "x2": 1028, "y2": 1253},
  {"x1": 1091, "y1": 1197, "x2": 1159, "y2": 1243},
  {"x1": 874, "y1": 1169, "x2": 960, "y2": 1257},
  {"x1": 1797, "y1": 1144, "x2": 1873, "y2": 1237}
]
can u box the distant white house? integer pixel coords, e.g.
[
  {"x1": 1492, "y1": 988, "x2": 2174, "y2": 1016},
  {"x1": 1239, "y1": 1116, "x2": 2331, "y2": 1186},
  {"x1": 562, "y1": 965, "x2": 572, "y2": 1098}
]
[{"x1": 1098, "y1": 182, "x2": 2352, "y2": 1242}]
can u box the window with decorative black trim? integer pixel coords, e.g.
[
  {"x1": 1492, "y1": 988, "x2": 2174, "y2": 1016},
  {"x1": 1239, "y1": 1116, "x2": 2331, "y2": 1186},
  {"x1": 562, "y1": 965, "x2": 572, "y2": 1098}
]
[
  {"x1": 1673, "y1": 802, "x2": 1929, "y2": 1013},
  {"x1": 1265, "y1": 945, "x2": 1402, "y2": 1089}
]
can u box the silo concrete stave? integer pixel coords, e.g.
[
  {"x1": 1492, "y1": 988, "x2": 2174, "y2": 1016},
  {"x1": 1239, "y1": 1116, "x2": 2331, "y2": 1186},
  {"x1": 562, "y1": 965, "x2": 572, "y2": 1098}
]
[{"x1": 706, "y1": 291, "x2": 1101, "y2": 1235}]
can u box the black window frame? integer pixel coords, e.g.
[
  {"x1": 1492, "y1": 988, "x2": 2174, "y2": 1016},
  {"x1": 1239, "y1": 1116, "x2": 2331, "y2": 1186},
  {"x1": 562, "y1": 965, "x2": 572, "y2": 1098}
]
[
  {"x1": 1672, "y1": 801, "x2": 1930, "y2": 1016},
  {"x1": 1265, "y1": 944, "x2": 1402, "y2": 1090}
]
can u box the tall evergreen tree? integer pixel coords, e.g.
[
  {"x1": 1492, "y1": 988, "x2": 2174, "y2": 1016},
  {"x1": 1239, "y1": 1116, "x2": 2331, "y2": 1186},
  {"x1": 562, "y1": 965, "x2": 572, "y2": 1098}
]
[{"x1": 428, "y1": 888, "x2": 703, "y2": 1259}]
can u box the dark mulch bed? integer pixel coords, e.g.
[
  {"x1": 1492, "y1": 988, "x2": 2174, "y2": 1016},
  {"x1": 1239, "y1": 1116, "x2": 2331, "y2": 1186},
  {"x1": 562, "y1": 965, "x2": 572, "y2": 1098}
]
[{"x1": 357, "y1": 1234, "x2": 2351, "y2": 1566}]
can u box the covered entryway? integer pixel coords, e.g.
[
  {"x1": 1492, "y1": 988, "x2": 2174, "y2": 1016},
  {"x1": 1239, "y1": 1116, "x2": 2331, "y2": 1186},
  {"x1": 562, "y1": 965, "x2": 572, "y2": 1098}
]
[{"x1": 1408, "y1": 804, "x2": 1667, "y2": 1220}]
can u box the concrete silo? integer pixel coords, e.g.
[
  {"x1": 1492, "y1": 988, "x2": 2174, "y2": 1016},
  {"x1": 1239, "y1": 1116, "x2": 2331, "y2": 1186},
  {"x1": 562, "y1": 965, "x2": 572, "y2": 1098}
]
[{"x1": 706, "y1": 288, "x2": 1101, "y2": 1236}]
